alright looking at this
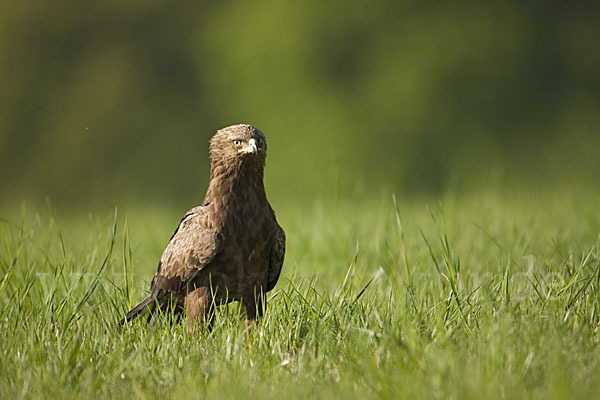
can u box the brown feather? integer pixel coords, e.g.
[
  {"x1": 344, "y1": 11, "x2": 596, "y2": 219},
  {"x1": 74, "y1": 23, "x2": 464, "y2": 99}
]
[
  {"x1": 121, "y1": 124, "x2": 285, "y2": 329},
  {"x1": 267, "y1": 226, "x2": 286, "y2": 291}
]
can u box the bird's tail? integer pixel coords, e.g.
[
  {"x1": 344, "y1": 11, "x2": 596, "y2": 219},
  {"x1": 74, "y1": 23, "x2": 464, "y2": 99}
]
[{"x1": 120, "y1": 295, "x2": 154, "y2": 325}]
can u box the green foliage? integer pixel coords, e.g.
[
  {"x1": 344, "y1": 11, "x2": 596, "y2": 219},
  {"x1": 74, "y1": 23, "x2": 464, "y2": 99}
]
[
  {"x1": 1, "y1": 189, "x2": 599, "y2": 399},
  {"x1": 0, "y1": 2, "x2": 599, "y2": 207}
]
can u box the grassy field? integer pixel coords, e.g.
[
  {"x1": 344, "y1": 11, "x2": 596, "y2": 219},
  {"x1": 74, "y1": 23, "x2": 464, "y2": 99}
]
[{"x1": 1, "y1": 188, "x2": 599, "y2": 399}]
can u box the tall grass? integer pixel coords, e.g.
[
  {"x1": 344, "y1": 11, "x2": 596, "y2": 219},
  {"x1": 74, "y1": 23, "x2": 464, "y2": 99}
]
[{"x1": 1, "y1": 189, "x2": 599, "y2": 399}]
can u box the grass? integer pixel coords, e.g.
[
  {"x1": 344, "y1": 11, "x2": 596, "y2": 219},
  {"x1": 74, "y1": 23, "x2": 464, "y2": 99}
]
[{"x1": 1, "y1": 188, "x2": 600, "y2": 399}]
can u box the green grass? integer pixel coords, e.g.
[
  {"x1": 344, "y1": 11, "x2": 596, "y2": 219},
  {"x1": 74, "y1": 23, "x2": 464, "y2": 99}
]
[{"x1": 1, "y1": 188, "x2": 600, "y2": 399}]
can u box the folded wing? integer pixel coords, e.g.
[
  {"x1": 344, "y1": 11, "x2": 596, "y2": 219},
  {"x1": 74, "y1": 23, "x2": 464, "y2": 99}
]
[
  {"x1": 120, "y1": 206, "x2": 219, "y2": 324},
  {"x1": 266, "y1": 225, "x2": 286, "y2": 291}
]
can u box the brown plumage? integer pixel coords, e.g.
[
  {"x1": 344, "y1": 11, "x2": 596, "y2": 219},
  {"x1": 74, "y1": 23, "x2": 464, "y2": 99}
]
[{"x1": 120, "y1": 124, "x2": 285, "y2": 330}]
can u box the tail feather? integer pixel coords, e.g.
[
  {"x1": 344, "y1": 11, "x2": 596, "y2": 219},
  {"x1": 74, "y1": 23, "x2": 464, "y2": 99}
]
[{"x1": 120, "y1": 295, "x2": 154, "y2": 325}]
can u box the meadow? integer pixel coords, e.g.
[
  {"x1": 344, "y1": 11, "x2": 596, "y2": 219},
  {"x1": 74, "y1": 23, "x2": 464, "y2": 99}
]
[
  {"x1": 1, "y1": 2, "x2": 598, "y2": 399},
  {"x1": 1, "y1": 187, "x2": 599, "y2": 399}
]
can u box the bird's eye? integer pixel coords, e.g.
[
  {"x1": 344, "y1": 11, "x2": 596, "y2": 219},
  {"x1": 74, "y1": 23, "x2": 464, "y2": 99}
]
[{"x1": 232, "y1": 140, "x2": 242, "y2": 147}]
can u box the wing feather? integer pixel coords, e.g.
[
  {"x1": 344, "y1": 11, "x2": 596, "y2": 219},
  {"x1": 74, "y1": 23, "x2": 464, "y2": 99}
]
[
  {"x1": 150, "y1": 206, "x2": 219, "y2": 296},
  {"x1": 266, "y1": 225, "x2": 285, "y2": 291}
]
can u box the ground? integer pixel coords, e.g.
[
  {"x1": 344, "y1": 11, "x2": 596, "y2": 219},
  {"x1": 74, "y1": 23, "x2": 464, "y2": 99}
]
[{"x1": 1, "y1": 187, "x2": 599, "y2": 399}]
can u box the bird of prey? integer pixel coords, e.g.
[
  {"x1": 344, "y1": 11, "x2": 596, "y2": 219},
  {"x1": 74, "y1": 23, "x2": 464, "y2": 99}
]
[{"x1": 120, "y1": 124, "x2": 285, "y2": 330}]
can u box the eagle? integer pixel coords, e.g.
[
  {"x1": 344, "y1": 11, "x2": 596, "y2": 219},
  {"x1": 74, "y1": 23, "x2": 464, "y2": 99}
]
[{"x1": 120, "y1": 124, "x2": 285, "y2": 330}]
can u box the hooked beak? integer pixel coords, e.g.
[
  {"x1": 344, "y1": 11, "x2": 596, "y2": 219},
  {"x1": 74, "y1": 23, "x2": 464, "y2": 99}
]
[{"x1": 238, "y1": 138, "x2": 258, "y2": 154}]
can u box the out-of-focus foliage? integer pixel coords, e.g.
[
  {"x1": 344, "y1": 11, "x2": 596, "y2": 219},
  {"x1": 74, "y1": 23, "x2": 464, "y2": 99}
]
[{"x1": 0, "y1": 1, "x2": 598, "y2": 208}]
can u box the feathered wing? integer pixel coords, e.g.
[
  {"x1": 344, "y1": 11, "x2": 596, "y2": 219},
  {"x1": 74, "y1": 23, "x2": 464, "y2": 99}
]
[
  {"x1": 266, "y1": 225, "x2": 286, "y2": 292},
  {"x1": 120, "y1": 206, "x2": 219, "y2": 324}
]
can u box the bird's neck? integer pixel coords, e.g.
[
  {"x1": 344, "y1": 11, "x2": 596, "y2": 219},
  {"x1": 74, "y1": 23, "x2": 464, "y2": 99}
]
[{"x1": 203, "y1": 162, "x2": 267, "y2": 224}]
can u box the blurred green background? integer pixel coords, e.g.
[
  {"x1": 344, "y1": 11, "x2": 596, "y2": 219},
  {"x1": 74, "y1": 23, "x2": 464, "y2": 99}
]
[{"x1": 1, "y1": 1, "x2": 598, "y2": 210}]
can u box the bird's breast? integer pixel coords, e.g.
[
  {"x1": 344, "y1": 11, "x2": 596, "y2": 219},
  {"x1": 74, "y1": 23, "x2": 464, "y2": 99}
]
[{"x1": 205, "y1": 198, "x2": 277, "y2": 299}]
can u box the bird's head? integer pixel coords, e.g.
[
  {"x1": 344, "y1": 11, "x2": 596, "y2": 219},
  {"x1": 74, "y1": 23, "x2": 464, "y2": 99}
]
[{"x1": 209, "y1": 124, "x2": 267, "y2": 174}]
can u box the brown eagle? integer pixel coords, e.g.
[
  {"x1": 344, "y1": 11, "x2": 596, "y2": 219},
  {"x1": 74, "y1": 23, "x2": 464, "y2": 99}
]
[{"x1": 120, "y1": 124, "x2": 285, "y2": 330}]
